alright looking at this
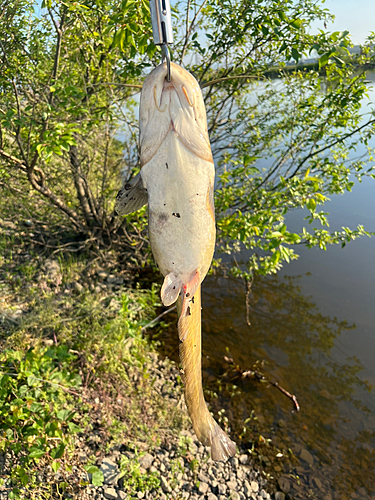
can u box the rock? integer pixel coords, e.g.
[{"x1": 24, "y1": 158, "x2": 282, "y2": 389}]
[
  {"x1": 97, "y1": 271, "x2": 109, "y2": 280},
  {"x1": 277, "y1": 477, "x2": 290, "y2": 493},
  {"x1": 313, "y1": 477, "x2": 322, "y2": 489},
  {"x1": 103, "y1": 487, "x2": 118, "y2": 500},
  {"x1": 138, "y1": 453, "x2": 154, "y2": 469},
  {"x1": 229, "y1": 492, "x2": 240, "y2": 500},
  {"x1": 274, "y1": 493, "x2": 285, "y2": 500},
  {"x1": 300, "y1": 448, "x2": 314, "y2": 466},
  {"x1": 43, "y1": 259, "x2": 61, "y2": 283},
  {"x1": 217, "y1": 483, "x2": 226, "y2": 495},
  {"x1": 227, "y1": 480, "x2": 237, "y2": 490},
  {"x1": 198, "y1": 482, "x2": 209, "y2": 495},
  {"x1": 100, "y1": 458, "x2": 119, "y2": 485},
  {"x1": 107, "y1": 275, "x2": 124, "y2": 285},
  {"x1": 239, "y1": 454, "x2": 249, "y2": 465},
  {"x1": 236, "y1": 468, "x2": 245, "y2": 481},
  {"x1": 243, "y1": 480, "x2": 252, "y2": 497},
  {"x1": 137, "y1": 492, "x2": 144, "y2": 499},
  {"x1": 198, "y1": 472, "x2": 210, "y2": 483},
  {"x1": 251, "y1": 481, "x2": 259, "y2": 493},
  {"x1": 160, "y1": 476, "x2": 172, "y2": 493},
  {"x1": 72, "y1": 281, "x2": 83, "y2": 293},
  {"x1": 207, "y1": 494, "x2": 218, "y2": 500},
  {"x1": 118, "y1": 492, "x2": 127, "y2": 500}
]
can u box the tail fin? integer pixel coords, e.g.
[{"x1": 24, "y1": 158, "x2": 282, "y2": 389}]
[{"x1": 210, "y1": 420, "x2": 237, "y2": 461}]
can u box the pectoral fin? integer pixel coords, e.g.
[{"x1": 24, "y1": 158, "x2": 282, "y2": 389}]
[
  {"x1": 114, "y1": 173, "x2": 148, "y2": 216},
  {"x1": 161, "y1": 273, "x2": 182, "y2": 306}
]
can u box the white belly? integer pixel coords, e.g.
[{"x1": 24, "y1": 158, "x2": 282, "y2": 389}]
[{"x1": 141, "y1": 131, "x2": 215, "y2": 281}]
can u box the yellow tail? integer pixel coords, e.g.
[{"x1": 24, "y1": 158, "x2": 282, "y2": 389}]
[{"x1": 178, "y1": 285, "x2": 236, "y2": 461}]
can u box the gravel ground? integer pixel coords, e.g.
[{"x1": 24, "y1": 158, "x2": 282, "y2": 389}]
[
  {"x1": 93, "y1": 438, "x2": 272, "y2": 500},
  {"x1": 88, "y1": 355, "x2": 274, "y2": 500}
]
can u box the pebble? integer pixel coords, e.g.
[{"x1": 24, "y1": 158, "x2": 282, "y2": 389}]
[
  {"x1": 207, "y1": 494, "x2": 218, "y2": 500},
  {"x1": 118, "y1": 492, "x2": 127, "y2": 500},
  {"x1": 103, "y1": 487, "x2": 118, "y2": 500},
  {"x1": 274, "y1": 493, "x2": 285, "y2": 500},
  {"x1": 277, "y1": 476, "x2": 290, "y2": 493},
  {"x1": 229, "y1": 492, "x2": 240, "y2": 500},
  {"x1": 138, "y1": 453, "x2": 154, "y2": 470},
  {"x1": 100, "y1": 458, "x2": 119, "y2": 485},
  {"x1": 160, "y1": 476, "x2": 172, "y2": 493},
  {"x1": 217, "y1": 483, "x2": 226, "y2": 495},
  {"x1": 239, "y1": 454, "x2": 249, "y2": 465},
  {"x1": 243, "y1": 480, "x2": 252, "y2": 497},
  {"x1": 198, "y1": 482, "x2": 209, "y2": 495},
  {"x1": 198, "y1": 472, "x2": 210, "y2": 483},
  {"x1": 300, "y1": 448, "x2": 314, "y2": 466},
  {"x1": 227, "y1": 480, "x2": 237, "y2": 490},
  {"x1": 250, "y1": 481, "x2": 259, "y2": 493}
]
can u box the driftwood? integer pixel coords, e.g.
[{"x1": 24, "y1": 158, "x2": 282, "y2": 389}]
[{"x1": 224, "y1": 356, "x2": 300, "y2": 412}]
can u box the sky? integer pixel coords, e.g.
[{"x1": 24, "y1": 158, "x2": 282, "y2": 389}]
[{"x1": 311, "y1": 0, "x2": 375, "y2": 44}]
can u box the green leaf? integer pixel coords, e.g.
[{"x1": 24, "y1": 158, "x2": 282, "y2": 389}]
[
  {"x1": 52, "y1": 461, "x2": 61, "y2": 473},
  {"x1": 84, "y1": 466, "x2": 104, "y2": 486},
  {"x1": 319, "y1": 53, "x2": 330, "y2": 68},
  {"x1": 50, "y1": 443, "x2": 66, "y2": 459},
  {"x1": 91, "y1": 470, "x2": 104, "y2": 486},
  {"x1": 307, "y1": 198, "x2": 317, "y2": 212},
  {"x1": 57, "y1": 409, "x2": 72, "y2": 421},
  {"x1": 28, "y1": 448, "x2": 45, "y2": 459}
]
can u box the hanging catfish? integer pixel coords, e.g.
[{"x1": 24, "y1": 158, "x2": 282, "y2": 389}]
[{"x1": 115, "y1": 61, "x2": 236, "y2": 461}]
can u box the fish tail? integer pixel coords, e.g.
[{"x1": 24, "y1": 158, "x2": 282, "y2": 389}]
[{"x1": 178, "y1": 285, "x2": 236, "y2": 461}]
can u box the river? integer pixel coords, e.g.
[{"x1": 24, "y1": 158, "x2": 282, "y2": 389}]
[{"x1": 159, "y1": 70, "x2": 375, "y2": 499}]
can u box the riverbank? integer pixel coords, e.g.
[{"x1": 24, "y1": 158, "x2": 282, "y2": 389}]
[{"x1": 0, "y1": 227, "x2": 274, "y2": 500}]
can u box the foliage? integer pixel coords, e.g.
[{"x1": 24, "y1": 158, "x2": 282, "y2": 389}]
[
  {"x1": 0, "y1": 345, "x2": 81, "y2": 497},
  {"x1": 1, "y1": 0, "x2": 375, "y2": 274},
  {"x1": 0, "y1": 241, "x2": 187, "y2": 497},
  {"x1": 118, "y1": 454, "x2": 161, "y2": 493}
]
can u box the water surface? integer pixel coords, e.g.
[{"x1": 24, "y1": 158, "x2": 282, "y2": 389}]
[{"x1": 198, "y1": 73, "x2": 375, "y2": 499}]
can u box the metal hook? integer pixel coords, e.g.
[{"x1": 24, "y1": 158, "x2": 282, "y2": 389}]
[{"x1": 161, "y1": 44, "x2": 171, "y2": 82}]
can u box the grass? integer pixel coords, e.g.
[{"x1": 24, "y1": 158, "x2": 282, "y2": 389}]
[{"x1": 0, "y1": 232, "x2": 188, "y2": 499}]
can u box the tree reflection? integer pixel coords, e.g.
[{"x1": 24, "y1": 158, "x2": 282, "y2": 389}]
[{"x1": 200, "y1": 273, "x2": 375, "y2": 499}]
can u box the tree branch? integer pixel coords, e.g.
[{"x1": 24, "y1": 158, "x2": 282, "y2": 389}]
[
  {"x1": 179, "y1": 0, "x2": 208, "y2": 64},
  {"x1": 201, "y1": 74, "x2": 258, "y2": 88}
]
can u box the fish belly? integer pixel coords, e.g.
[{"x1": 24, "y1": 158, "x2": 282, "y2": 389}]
[{"x1": 141, "y1": 131, "x2": 215, "y2": 281}]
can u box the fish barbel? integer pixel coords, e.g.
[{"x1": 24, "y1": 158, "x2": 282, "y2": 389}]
[{"x1": 115, "y1": 62, "x2": 236, "y2": 461}]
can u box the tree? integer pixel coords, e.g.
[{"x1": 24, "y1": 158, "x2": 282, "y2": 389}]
[{"x1": 1, "y1": 0, "x2": 374, "y2": 274}]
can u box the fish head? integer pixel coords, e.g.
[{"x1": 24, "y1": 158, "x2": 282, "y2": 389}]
[{"x1": 140, "y1": 62, "x2": 213, "y2": 166}]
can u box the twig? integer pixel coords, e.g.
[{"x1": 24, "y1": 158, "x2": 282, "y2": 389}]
[
  {"x1": 245, "y1": 276, "x2": 254, "y2": 327},
  {"x1": 89, "y1": 82, "x2": 142, "y2": 89},
  {"x1": 224, "y1": 356, "x2": 300, "y2": 412},
  {"x1": 141, "y1": 306, "x2": 176, "y2": 331},
  {"x1": 201, "y1": 74, "x2": 258, "y2": 88},
  {"x1": 179, "y1": 0, "x2": 209, "y2": 63}
]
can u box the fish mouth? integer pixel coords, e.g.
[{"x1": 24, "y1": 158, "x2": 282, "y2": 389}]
[{"x1": 153, "y1": 79, "x2": 195, "y2": 114}]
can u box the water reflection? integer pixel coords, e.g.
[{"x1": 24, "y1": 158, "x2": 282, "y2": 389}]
[
  {"x1": 159, "y1": 272, "x2": 375, "y2": 499},
  {"x1": 201, "y1": 273, "x2": 375, "y2": 500}
]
